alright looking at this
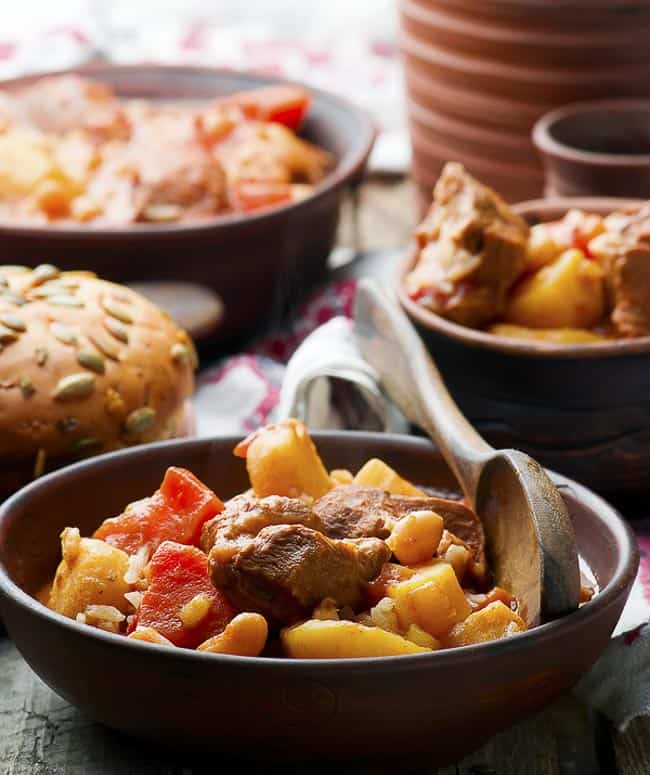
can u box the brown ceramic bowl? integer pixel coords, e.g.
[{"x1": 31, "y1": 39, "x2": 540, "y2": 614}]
[
  {"x1": 399, "y1": 197, "x2": 650, "y2": 496},
  {"x1": 0, "y1": 65, "x2": 375, "y2": 345},
  {"x1": 0, "y1": 433, "x2": 638, "y2": 763},
  {"x1": 534, "y1": 100, "x2": 650, "y2": 198}
]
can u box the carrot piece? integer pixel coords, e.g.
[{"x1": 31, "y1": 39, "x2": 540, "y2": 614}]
[
  {"x1": 93, "y1": 467, "x2": 223, "y2": 555},
  {"x1": 129, "y1": 541, "x2": 237, "y2": 648}
]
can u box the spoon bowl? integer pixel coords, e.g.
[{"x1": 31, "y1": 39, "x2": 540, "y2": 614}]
[{"x1": 354, "y1": 279, "x2": 580, "y2": 625}]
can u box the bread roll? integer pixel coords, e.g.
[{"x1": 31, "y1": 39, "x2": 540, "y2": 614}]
[{"x1": 0, "y1": 264, "x2": 195, "y2": 496}]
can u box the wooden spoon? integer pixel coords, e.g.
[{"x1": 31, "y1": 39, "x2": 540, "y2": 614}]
[{"x1": 354, "y1": 278, "x2": 580, "y2": 625}]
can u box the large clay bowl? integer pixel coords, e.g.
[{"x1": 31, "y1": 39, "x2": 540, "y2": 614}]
[
  {"x1": 534, "y1": 100, "x2": 650, "y2": 198},
  {"x1": 0, "y1": 65, "x2": 375, "y2": 345},
  {"x1": 0, "y1": 433, "x2": 638, "y2": 763},
  {"x1": 399, "y1": 198, "x2": 650, "y2": 495}
]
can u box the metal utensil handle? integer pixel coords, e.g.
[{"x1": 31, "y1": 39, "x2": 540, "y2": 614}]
[{"x1": 354, "y1": 278, "x2": 492, "y2": 503}]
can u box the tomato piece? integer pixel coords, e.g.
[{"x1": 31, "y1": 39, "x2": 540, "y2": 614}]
[
  {"x1": 216, "y1": 85, "x2": 310, "y2": 129},
  {"x1": 230, "y1": 182, "x2": 292, "y2": 212},
  {"x1": 94, "y1": 467, "x2": 223, "y2": 554},
  {"x1": 129, "y1": 541, "x2": 237, "y2": 647}
]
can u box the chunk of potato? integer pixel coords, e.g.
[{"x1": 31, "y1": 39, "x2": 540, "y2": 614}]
[
  {"x1": 525, "y1": 223, "x2": 563, "y2": 271},
  {"x1": 234, "y1": 419, "x2": 332, "y2": 500},
  {"x1": 281, "y1": 619, "x2": 431, "y2": 658},
  {"x1": 386, "y1": 510, "x2": 444, "y2": 565},
  {"x1": 405, "y1": 624, "x2": 441, "y2": 650},
  {"x1": 48, "y1": 528, "x2": 131, "y2": 619},
  {"x1": 353, "y1": 458, "x2": 426, "y2": 496},
  {"x1": 444, "y1": 601, "x2": 527, "y2": 647},
  {"x1": 197, "y1": 612, "x2": 268, "y2": 657},
  {"x1": 330, "y1": 469, "x2": 354, "y2": 487},
  {"x1": 388, "y1": 562, "x2": 471, "y2": 637},
  {"x1": 489, "y1": 323, "x2": 605, "y2": 344},
  {"x1": 504, "y1": 248, "x2": 605, "y2": 329},
  {"x1": 128, "y1": 627, "x2": 173, "y2": 645}
]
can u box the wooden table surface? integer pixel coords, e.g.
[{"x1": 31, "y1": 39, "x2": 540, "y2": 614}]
[{"x1": 2, "y1": 175, "x2": 650, "y2": 775}]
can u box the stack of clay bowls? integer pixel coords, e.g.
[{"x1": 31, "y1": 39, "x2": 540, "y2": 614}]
[{"x1": 399, "y1": 0, "x2": 650, "y2": 207}]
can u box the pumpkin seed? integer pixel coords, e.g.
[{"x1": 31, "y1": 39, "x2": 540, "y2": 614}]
[
  {"x1": 77, "y1": 349, "x2": 105, "y2": 374},
  {"x1": 19, "y1": 375, "x2": 35, "y2": 398},
  {"x1": 34, "y1": 346, "x2": 48, "y2": 366},
  {"x1": 32, "y1": 264, "x2": 60, "y2": 285},
  {"x1": 71, "y1": 437, "x2": 101, "y2": 455},
  {"x1": 48, "y1": 294, "x2": 85, "y2": 308},
  {"x1": 33, "y1": 449, "x2": 46, "y2": 479},
  {"x1": 1, "y1": 291, "x2": 27, "y2": 306},
  {"x1": 170, "y1": 343, "x2": 190, "y2": 364},
  {"x1": 0, "y1": 313, "x2": 26, "y2": 332},
  {"x1": 88, "y1": 332, "x2": 120, "y2": 361},
  {"x1": 0, "y1": 325, "x2": 19, "y2": 344},
  {"x1": 125, "y1": 406, "x2": 156, "y2": 435},
  {"x1": 57, "y1": 416, "x2": 80, "y2": 434},
  {"x1": 103, "y1": 317, "x2": 129, "y2": 343},
  {"x1": 102, "y1": 298, "x2": 133, "y2": 324},
  {"x1": 52, "y1": 373, "x2": 95, "y2": 401},
  {"x1": 50, "y1": 322, "x2": 78, "y2": 345}
]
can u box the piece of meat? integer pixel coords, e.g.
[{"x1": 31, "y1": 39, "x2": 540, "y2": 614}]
[
  {"x1": 590, "y1": 206, "x2": 650, "y2": 337},
  {"x1": 312, "y1": 485, "x2": 397, "y2": 540},
  {"x1": 200, "y1": 493, "x2": 323, "y2": 557},
  {"x1": 391, "y1": 495, "x2": 488, "y2": 585},
  {"x1": 405, "y1": 162, "x2": 528, "y2": 327},
  {"x1": 312, "y1": 485, "x2": 488, "y2": 586},
  {"x1": 15, "y1": 75, "x2": 129, "y2": 141},
  {"x1": 209, "y1": 523, "x2": 390, "y2": 626}
]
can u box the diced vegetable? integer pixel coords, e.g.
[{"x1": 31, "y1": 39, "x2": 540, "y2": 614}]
[
  {"x1": 281, "y1": 619, "x2": 431, "y2": 659},
  {"x1": 49, "y1": 527, "x2": 131, "y2": 619},
  {"x1": 329, "y1": 469, "x2": 354, "y2": 487},
  {"x1": 130, "y1": 541, "x2": 237, "y2": 648},
  {"x1": 128, "y1": 626, "x2": 173, "y2": 645},
  {"x1": 525, "y1": 223, "x2": 563, "y2": 271},
  {"x1": 388, "y1": 562, "x2": 471, "y2": 637},
  {"x1": 386, "y1": 510, "x2": 444, "y2": 565},
  {"x1": 366, "y1": 563, "x2": 416, "y2": 608},
  {"x1": 504, "y1": 248, "x2": 606, "y2": 329},
  {"x1": 234, "y1": 419, "x2": 332, "y2": 500},
  {"x1": 489, "y1": 323, "x2": 605, "y2": 344},
  {"x1": 216, "y1": 85, "x2": 311, "y2": 130},
  {"x1": 353, "y1": 458, "x2": 426, "y2": 496},
  {"x1": 94, "y1": 467, "x2": 223, "y2": 555},
  {"x1": 444, "y1": 601, "x2": 526, "y2": 647},
  {"x1": 230, "y1": 181, "x2": 292, "y2": 212},
  {"x1": 405, "y1": 624, "x2": 441, "y2": 650},
  {"x1": 197, "y1": 612, "x2": 268, "y2": 656}
]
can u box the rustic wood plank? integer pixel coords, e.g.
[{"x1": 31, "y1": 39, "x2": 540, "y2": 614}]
[{"x1": 613, "y1": 716, "x2": 650, "y2": 775}]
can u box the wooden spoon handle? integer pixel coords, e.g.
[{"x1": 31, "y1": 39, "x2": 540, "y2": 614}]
[{"x1": 354, "y1": 278, "x2": 491, "y2": 504}]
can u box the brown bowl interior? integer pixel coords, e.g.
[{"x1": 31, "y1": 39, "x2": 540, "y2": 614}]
[
  {"x1": 0, "y1": 433, "x2": 638, "y2": 763},
  {"x1": 399, "y1": 196, "x2": 650, "y2": 358},
  {"x1": 0, "y1": 65, "x2": 375, "y2": 344}
]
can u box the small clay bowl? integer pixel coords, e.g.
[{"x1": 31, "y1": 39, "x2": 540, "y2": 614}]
[
  {"x1": 0, "y1": 65, "x2": 375, "y2": 346},
  {"x1": 534, "y1": 100, "x2": 650, "y2": 197},
  {"x1": 0, "y1": 433, "x2": 638, "y2": 763},
  {"x1": 399, "y1": 198, "x2": 650, "y2": 496}
]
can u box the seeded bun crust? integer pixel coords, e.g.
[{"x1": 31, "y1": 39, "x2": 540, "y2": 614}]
[{"x1": 0, "y1": 264, "x2": 196, "y2": 496}]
